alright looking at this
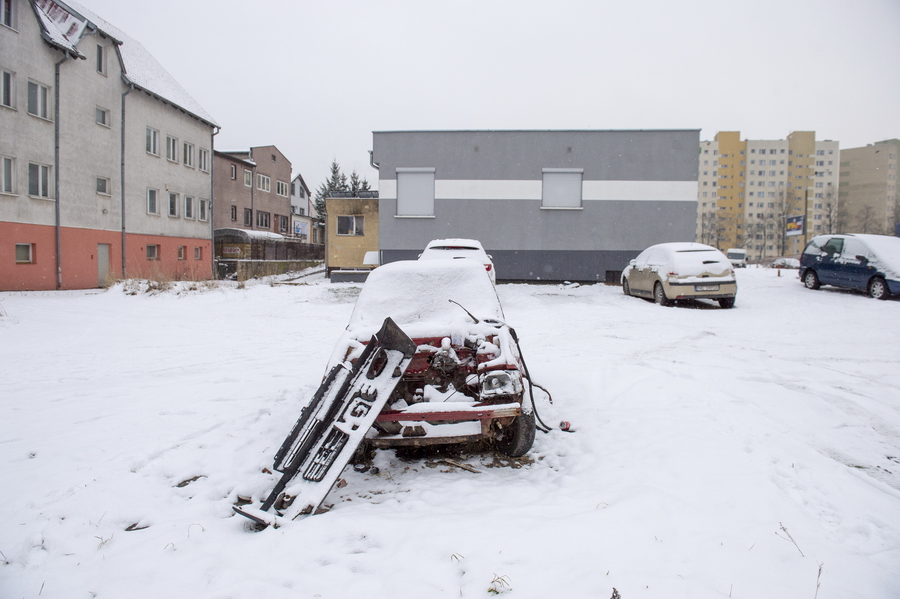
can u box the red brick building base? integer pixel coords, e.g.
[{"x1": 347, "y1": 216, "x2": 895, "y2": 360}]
[{"x1": 1, "y1": 222, "x2": 213, "y2": 291}]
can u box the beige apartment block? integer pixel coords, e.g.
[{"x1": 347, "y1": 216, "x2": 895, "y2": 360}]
[
  {"x1": 838, "y1": 140, "x2": 899, "y2": 236},
  {"x1": 697, "y1": 131, "x2": 839, "y2": 261}
]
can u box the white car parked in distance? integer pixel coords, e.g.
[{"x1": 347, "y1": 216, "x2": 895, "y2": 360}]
[{"x1": 418, "y1": 238, "x2": 496, "y2": 284}]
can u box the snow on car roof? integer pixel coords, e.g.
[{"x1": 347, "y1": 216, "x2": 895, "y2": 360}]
[
  {"x1": 852, "y1": 234, "x2": 900, "y2": 280},
  {"x1": 424, "y1": 238, "x2": 485, "y2": 250},
  {"x1": 346, "y1": 260, "x2": 503, "y2": 339}
]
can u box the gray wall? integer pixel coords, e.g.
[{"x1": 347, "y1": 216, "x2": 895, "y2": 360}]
[{"x1": 372, "y1": 130, "x2": 700, "y2": 282}]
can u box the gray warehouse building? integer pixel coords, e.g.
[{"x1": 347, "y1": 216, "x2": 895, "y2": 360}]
[{"x1": 370, "y1": 130, "x2": 700, "y2": 282}]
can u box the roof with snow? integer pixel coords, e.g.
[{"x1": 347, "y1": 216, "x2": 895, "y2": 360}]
[{"x1": 32, "y1": 0, "x2": 218, "y2": 127}]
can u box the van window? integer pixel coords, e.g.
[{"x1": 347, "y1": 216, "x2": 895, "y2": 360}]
[{"x1": 820, "y1": 238, "x2": 844, "y2": 256}]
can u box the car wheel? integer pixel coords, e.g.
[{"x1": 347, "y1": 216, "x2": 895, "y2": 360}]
[
  {"x1": 803, "y1": 269, "x2": 820, "y2": 290},
  {"x1": 494, "y1": 410, "x2": 535, "y2": 457},
  {"x1": 654, "y1": 282, "x2": 672, "y2": 306},
  {"x1": 718, "y1": 297, "x2": 735, "y2": 309},
  {"x1": 623, "y1": 278, "x2": 631, "y2": 296},
  {"x1": 868, "y1": 277, "x2": 890, "y2": 300}
]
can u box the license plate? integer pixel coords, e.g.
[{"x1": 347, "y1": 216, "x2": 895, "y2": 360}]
[{"x1": 695, "y1": 285, "x2": 719, "y2": 292}]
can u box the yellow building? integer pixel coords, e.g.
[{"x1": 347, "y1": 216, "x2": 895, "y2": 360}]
[
  {"x1": 697, "y1": 132, "x2": 839, "y2": 260},
  {"x1": 325, "y1": 193, "x2": 379, "y2": 275}
]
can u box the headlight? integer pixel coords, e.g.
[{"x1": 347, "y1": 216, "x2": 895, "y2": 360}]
[{"x1": 480, "y1": 371, "x2": 523, "y2": 397}]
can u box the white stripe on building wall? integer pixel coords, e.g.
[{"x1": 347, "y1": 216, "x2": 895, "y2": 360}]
[{"x1": 380, "y1": 179, "x2": 697, "y2": 202}]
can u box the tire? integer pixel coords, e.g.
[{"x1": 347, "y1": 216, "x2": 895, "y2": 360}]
[
  {"x1": 868, "y1": 277, "x2": 890, "y2": 300},
  {"x1": 654, "y1": 282, "x2": 672, "y2": 306},
  {"x1": 623, "y1": 278, "x2": 631, "y2": 296},
  {"x1": 803, "y1": 269, "x2": 820, "y2": 290},
  {"x1": 718, "y1": 297, "x2": 735, "y2": 309},
  {"x1": 494, "y1": 410, "x2": 535, "y2": 457}
]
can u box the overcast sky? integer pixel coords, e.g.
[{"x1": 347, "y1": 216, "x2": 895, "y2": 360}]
[{"x1": 80, "y1": 0, "x2": 900, "y2": 191}]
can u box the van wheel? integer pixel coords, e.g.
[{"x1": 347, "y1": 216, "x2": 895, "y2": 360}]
[
  {"x1": 654, "y1": 282, "x2": 672, "y2": 306},
  {"x1": 868, "y1": 277, "x2": 890, "y2": 300},
  {"x1": 803, "y1": 270, "x2": 820, "y2": 290}
]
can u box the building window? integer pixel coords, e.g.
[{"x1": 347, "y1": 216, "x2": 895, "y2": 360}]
[
  {"x1": 96, "y1": 44, "x2": 106, "y2": 75},
  {"x1": 168, "y1": 192, "x2": 178, "y2": 217},
  {"x1": 278, "y1": 215, "x2": 288, "y2": 232},
  {"x1": 256, "y1": 210, "x2": 270, "y2": 228},
  {"x1": 243, "y1": 208, "x2": 252, "y2": 226},
  {"x1": 396, "y1": 167, "x2": 435, "y2": 216},
  {"x1": 146, "y1": 245, "x2": 159, "y2": 260},
  {"x1": 243, "y1": 169, "x2": 252, "y2": 187},
  {"x1": 147, "y1": 188, "x2": 159, "y2": 214},
  {"x1": 542, "y1": 168, "x2": 583, "y2": 208},
  {"x1": 1, "y1": 155, "x2": 14, "y2": 193},
  {"x1": 177, "y1": 245, "x2": 186, "y2": 260},
  {"x1": 230, "y1": 164, "x2": 236, "y2": 180},
  {"x1": 28, "y1": 163, "x2": 50, "y2": 198},
  {"x1": 337, "y1": 215, "x2": 364, "y2": 236},
  {"x1": 146, "y1": 127, "x2": 159, "y2": 155},
  {"x1": 27, "y1": 80, "x2": 50, "y2": 119},
  {"x1": 15, "y1": 243, "x2": 33, "y2": 264},
  {"x1": 166, "y1": 136, "x2": 178, "y2": 162},
  {"x1": 95, "y1": 106, "x2": 110, "y2": 127},
  {"x1": 276, "y1": 180, "x2": 289, "y2": 197},
  {"x1": 199, "y1": 198, "x2": 208, "y2": 221},
  {"x1": 183, "y1": 142, "x2": 194, "y2": 167},
  {"x1": 96, "y1": 177, "x2": 110, "y2": 195},
  {"x1": 257, "y1": 174, "x2": 270, "y2": 192},
  {"x1": 198, "y1": 148, "x2": 209, "y2": 172},
  {"x1": 1, "y1": 0, "x2": 14, "y2": 28},
  {"x1": 194, "y1": 247, "x2": 202, "y2": 260},
  {"x1": 230, "y1": 205, "x2": 237, "y2": 221},
  {"x1": 1, "y1": 69, "x2": 14, "y2": 108},
  {"x1": 184, "y1": 195, "x2": 194, "y2": 219}
]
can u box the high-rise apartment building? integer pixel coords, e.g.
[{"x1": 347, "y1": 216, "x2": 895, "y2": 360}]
[
  {"x1": 697, "y1": 132, "x2": 839, "y2": 261},
  {"x1": 838, "y1": 140, "x2": 899, "y2": 236}
]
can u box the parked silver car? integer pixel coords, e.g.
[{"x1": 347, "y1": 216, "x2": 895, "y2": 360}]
[{"x1": 622, "y1": 242, "x2": 737, "y2": 308}]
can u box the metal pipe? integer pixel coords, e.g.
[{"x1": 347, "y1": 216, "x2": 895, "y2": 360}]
[
  {"x1": 210, "y1": 126, "x2": 219, "y2": 278},
  {"x1": 54, "y1": 54, "x2": 69, "y2": 289},
  {"x1": 369, "y1": 149, "x2": 379, "y2": 170},
  {"x1": 120, "y1": 82, "x2": 133, "y2": 279}
]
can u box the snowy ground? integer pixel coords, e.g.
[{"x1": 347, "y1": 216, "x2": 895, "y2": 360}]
[{"x1": 1, "y1": 268, "x2": 899, "y2": 599}]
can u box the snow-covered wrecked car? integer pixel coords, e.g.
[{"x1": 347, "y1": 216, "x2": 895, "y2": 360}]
[{"x1": 235, "y1": 259, "x2": 537, "y2": 526}]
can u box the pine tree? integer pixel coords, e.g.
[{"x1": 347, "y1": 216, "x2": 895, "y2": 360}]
[{"x1": 313, "y1": 161, "x2": 371, "y2": 219}]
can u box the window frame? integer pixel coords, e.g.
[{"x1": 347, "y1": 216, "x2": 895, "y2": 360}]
[
  {"x1": 95, "y1": 106, "x2": 110, "y2": 127},
  {"x1": 1, "y1": 155, "x2": 14, "y2": 194},
  {"x1": 166, "y1": 135, "x2": 178, "y2": 162},
  {"x1": 15, "y1": 243, "x2": 33, "y2": 264},
  {"x1": 541, "y1": 168, "x2": 583, "y2": 209},
  {"x1": 177, "y1": 245, "x2": 186, "y2": 260},
  {"x1": 96, "y1": 176, "x2": 111, "y2": 196},
  {"x1": 167, "y1": 191, "x2": 179, "y2": 217},
  {"x1": 337, "y1": 215, "x2": 364, "y2": 236},
  {"x1": 230, "y1": 205, "x2": 237, "y2": 221},
  {"x1": 184, "y1": 195, "x2": 194, "y2": 219},
  {"x1": 26, "y1": 80, "x2": 50, "y2": 120},
  {"x1": 198, "y1": 148, "x2": 209, "y2": 172},
  {"x1": 256, "y1": 210, "x2": 270, "y2": 229},
  {"x1": 146, "y1": 127, "x2": 159, "y2": 156},
  {"x1": 27, "y1": 162, "x2": 51, "y2": 198},
  {"x1": 198, "y1": 198, "x2": 208, "y2": 222},
  {"x1": 276, "y1": 180, "x2": 289, "y2": 197},
  {"x1": 182, "y1": 142, "x2": 194, "y2": 168},
  {"x1": 96, "y1": 44, "x2": 106, "y2": 75},
  {"x1": 396, "y1": 167, "x2": 435, "y2": 217},
  {"x1": 243, "y1": 169, "x2": 252, "y2": 187},
  {"x1": 147, "y1": 188, "x2": 159, "y2": 214},
  {"x1": 1, "y1": 0, "x2": 15, "y2": 29},
  {"x1": 257, "y1": 174, "x2": 271, "y2": 192},
  {"x1": 1, "y1": 68, "x2": 14, "y2": 108},
  {"x1": 230, "y1": 164, "x2": 237, "y2": 180},
  {"x1": 194, "y1": 247, "x2": 202, "y2": 260},
  {"x1": 243, "y1": 208, "x2": 252, "y2": 226},
  {"x1": 146, "y1": 244, "x2": 160, "y2": 260}
]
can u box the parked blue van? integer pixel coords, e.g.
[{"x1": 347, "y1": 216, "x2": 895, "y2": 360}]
[{"x1": 799, "y1": 234, "x2": 900, "y2": 300}]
